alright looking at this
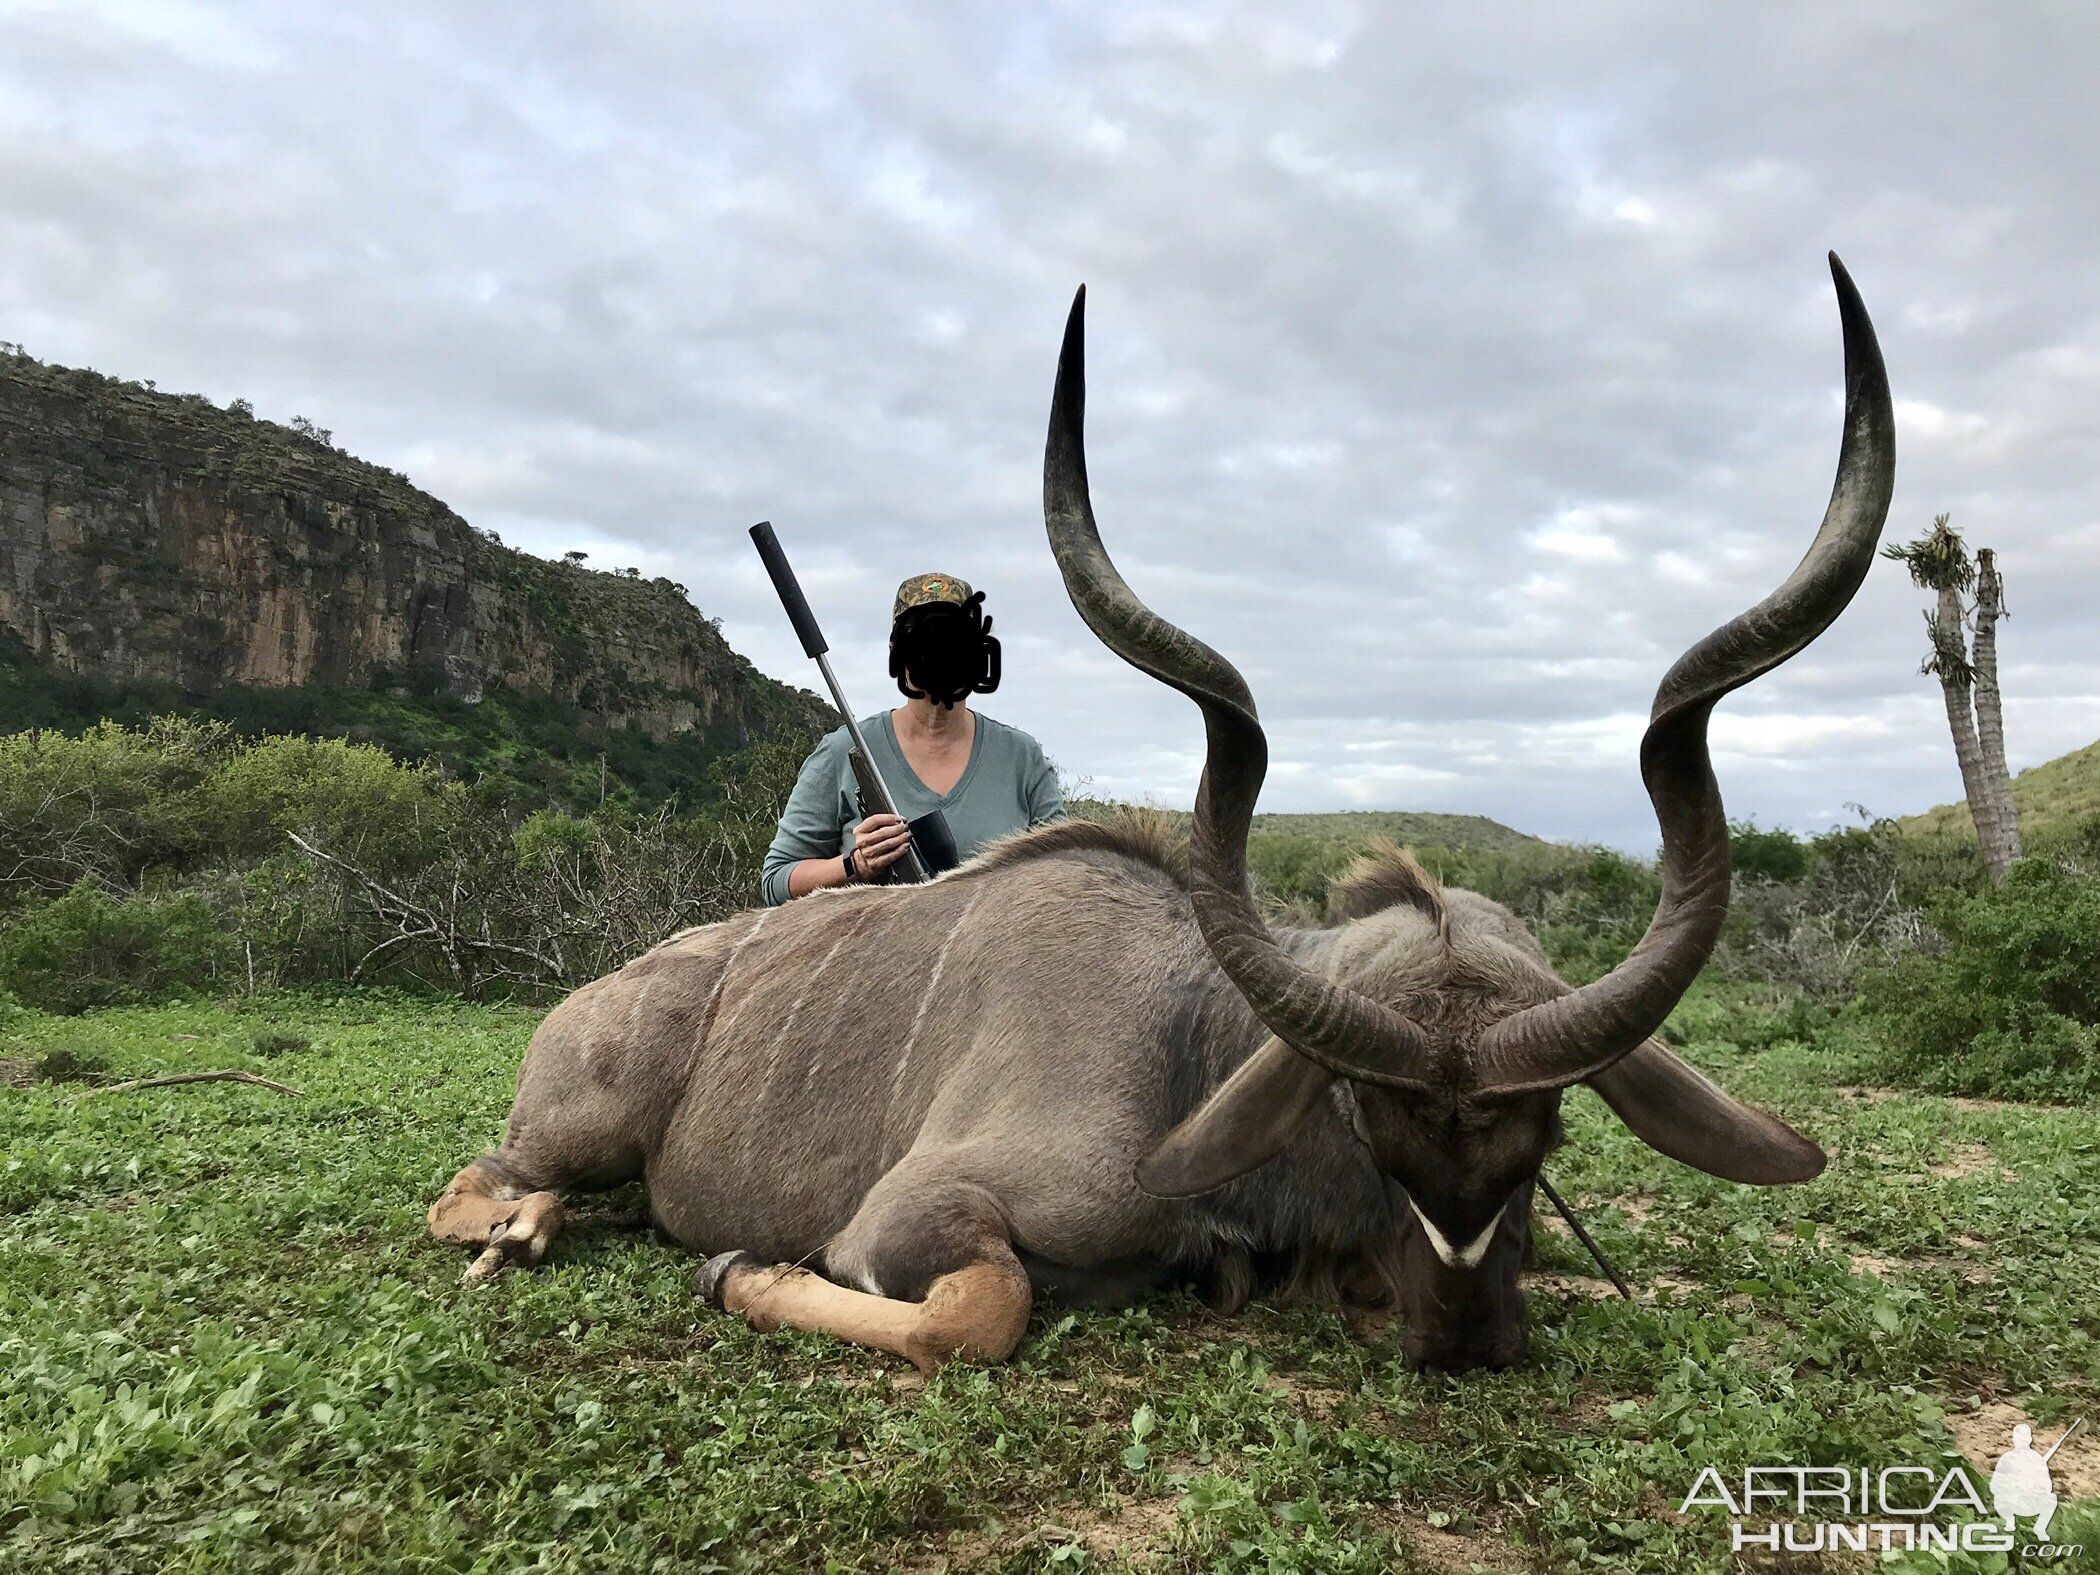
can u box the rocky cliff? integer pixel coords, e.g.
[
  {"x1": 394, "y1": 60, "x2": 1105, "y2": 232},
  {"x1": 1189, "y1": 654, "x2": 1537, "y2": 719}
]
[{"x1": 0, "y1": 350, "x2": 829, "y2": 751}]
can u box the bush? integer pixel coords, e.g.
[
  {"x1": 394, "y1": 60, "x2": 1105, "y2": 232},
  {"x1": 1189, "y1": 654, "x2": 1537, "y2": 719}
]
[
  {"x1": 1721, "y1": 816, "x2": 1931, "y2": 996},
  {"x1": 1729, "y1": 820, "x2": 1809, "y2": 884},
  {"x1": 0, "y1": 717, "x2": 812, "y2": 1005},
  {"x1": 1858, "y1": 857, "x2": 2100, "y2": 1102},
  {"x1": 0, "y1": 878, "x2": 234, "y2": 1013},
  {"x1": 1245, "y1": 832, "x2": 1357, "y2": 911},
  {"x1": 0, "y1": 716, "x2": 234, "y2": 907}
]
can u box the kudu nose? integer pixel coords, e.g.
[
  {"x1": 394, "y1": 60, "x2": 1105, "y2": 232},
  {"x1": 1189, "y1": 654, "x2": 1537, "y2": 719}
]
[{"x1": 1403, "y1": 1320, "x2": 1531, "y2": 1376}]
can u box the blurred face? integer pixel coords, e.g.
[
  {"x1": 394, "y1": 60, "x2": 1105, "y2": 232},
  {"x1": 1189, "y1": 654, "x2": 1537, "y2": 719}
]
[
  {"x1": 1359, "y1": 1088, "x2": 1563, "y2": 1372},
  {"x1": 891, "y1": 603, "x2": 994, "y2": 708}
]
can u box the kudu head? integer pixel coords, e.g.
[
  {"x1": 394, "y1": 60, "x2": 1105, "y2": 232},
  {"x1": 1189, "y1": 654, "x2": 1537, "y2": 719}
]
[{"x1": 1042, "y1": 258, "x2": 1895, "y2": 1373}]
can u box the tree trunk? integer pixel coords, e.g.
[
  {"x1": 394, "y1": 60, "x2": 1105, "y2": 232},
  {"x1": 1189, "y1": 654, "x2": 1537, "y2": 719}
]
[
  {"x1": 1930, "y1": 583, "x2": 1998, "y2": 872},
  {"x1": 1968, "y1": 549, "x2": 2021, "y2": 879}
]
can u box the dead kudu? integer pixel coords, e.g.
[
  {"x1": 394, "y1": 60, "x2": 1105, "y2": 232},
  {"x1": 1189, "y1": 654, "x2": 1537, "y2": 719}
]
[{"x1": 430, "y1": 257, "x2": 1894, "y2": 1374}]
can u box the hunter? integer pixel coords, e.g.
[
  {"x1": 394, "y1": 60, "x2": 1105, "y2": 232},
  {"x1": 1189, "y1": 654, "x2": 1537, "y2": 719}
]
[{"x1": 761, "y1": 572, "x2": 1066, "y2": 902}]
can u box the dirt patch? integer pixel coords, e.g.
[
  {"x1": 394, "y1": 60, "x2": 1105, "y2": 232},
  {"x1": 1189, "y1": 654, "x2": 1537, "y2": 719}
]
[
  {"x1": 1563, "y1": 1391, "x2": 1653, "y2": 1430},
  {"x1": 1076, "y1": 1496, "x2": 1181, "y2": 1560},
  {"x1": 1945, "y1": 1404, "x2": 2099, "y2": 1502},
  {"x1": 895, "y1": 1528, "x2": 999, "y2": 1573},
  {"x1": 1837, "y1": 1085, "x2": 2074, "y2": 1116},
  {"x1": 0, "y1": 1055, "x2": 33, "y2": 1088},
  {"x1": 1929, "y1": 1142, "x2": 2015, "y2": 1181},
  {"x1": 1847, "y1": 1248, "x2": 1992, "y2": 1284},
  {"x1": 1525, "y1": 1272, "x2": 1623, "y2": 1302},
  {"x1": 1260, "y1": 1371, "x2": 1352, "y2": 1421},
  {"x1": 1834, "y1": 1085, "x2": 1902, "y2": 1104},
  {"x1": 1608, "y1": 1196, "x2": 1665, "y2": 1226},
  {"x1": 1401, "y1": 1522, "x2": 1526, "y2": 1572},
  {"x1": 1772, "y1": 1231, "x2": 1995, "y2": 1285},
  {"x1": 1525, "y1": 1269, "x2": 1698, "y2": 1305},
  {"x1": 1344, "y1": 1306, "x2": 1395, "y2": 1340},
  {"x1": 893, "y1": 1498, "x2": 1182, "y2": 1571}
]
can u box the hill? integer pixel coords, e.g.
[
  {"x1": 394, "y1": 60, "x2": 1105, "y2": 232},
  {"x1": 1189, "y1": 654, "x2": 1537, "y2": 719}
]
[
  {"x1": 0, "y1": 347, "x2": 830, "y2": 807},
  {"x1": 1899, "y1": 739, "x2": 2100, "y2": 841},
  {"x1": 1242, "y1": 808, "x2": 1543, "y2": 851}
]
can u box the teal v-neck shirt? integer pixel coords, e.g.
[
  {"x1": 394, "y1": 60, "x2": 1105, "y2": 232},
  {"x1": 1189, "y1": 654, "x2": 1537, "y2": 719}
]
[{"x1": 759, "y1": 710, "x2": 1066, "y2": 905}]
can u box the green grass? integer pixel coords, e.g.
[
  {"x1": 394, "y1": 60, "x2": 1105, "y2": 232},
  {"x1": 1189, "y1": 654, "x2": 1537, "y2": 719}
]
[
  {"x1": 1901, "y1": 738, "x2": 2100, "y2": 841},
  {"x1": 3, "y1": 986, "x2": 2096, "y2": 1572}
]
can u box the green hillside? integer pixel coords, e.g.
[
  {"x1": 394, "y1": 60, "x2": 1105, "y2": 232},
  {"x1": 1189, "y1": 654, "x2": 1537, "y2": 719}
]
[
  {"x1": 1080, "y1": 806, "x2": 1541, "y2": 852},
  {"x1": 1245, "y1": 808, "x2": 1539, "y2": 847},
  {"x1": 1066, "y1": 803, "x2": 1550, "y2": 915},
  {"x1": 1900, "y1": 738, "x2": 2100, "y2": 841}
]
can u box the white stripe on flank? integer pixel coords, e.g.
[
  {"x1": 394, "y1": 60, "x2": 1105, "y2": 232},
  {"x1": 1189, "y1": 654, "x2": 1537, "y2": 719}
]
[
  {"x1": 888, "y1": 887, "x2": 987, "y2": 1105},
  {"x1": 759, "y1": 914, "x2": 868, "y2": 1102},
  {"x1": 1409, "y1": 1195, "x2": 1506, "y2": 1271},
  {"x1": 688, "y1": 909, "x2": 770, "y2": 1076}
]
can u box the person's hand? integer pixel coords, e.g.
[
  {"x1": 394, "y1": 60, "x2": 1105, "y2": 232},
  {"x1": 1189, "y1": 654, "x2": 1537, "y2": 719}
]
[{"x1": 849, "y1": 813, "x2": 913, "y2": 879}]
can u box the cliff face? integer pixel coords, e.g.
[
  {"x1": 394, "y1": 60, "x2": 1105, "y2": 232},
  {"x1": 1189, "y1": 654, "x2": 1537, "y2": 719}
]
[{"x1": 0, "y1": 352, "x2": 829, "y2": 746}]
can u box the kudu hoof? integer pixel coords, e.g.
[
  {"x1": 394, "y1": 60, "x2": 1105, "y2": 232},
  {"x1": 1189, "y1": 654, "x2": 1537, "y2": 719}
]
[{"x1": 693, "y1": 1249, "x2": 764, "y2": 1307}]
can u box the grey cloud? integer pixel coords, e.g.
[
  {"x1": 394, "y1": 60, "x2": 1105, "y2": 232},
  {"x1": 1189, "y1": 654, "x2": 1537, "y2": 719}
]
[{"x1": 2, "y1": 1, "x2": 2093, "y2": 849}]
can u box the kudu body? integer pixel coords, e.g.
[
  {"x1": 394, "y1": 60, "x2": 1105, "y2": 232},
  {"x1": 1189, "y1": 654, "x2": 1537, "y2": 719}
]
[{"x1": 431, "y1": 257, "x2": 1895, "y2": 1373}]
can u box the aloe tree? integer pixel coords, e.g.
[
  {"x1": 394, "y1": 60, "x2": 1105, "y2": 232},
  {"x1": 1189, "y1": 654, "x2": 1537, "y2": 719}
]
[{"x1": 1883, "y1": 515, "x2": 2021, "y2": 879}]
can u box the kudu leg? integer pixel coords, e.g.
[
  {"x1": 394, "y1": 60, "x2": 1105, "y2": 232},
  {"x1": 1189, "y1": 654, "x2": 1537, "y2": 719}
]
[
  {"x1": 428, "y1": 1155, "x2": 568, "y2": 1284},
  {"x1": 696, "y1": 1169, "x2": 1033, "y2": 1371},
  {"x1": 700, "y1": 1255, "x2": 1031, "y2": 1373}
]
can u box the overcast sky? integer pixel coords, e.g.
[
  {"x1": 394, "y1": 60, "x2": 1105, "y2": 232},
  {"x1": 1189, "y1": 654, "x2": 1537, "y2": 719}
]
[{"x1": 3, "y1": 2, "x2": 2094, "y2": 847}]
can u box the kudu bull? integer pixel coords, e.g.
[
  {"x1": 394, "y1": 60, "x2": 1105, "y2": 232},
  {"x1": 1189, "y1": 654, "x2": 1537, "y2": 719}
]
[{"x1": 430, "y1": 256, "x2": 1894, "y2": 1373}]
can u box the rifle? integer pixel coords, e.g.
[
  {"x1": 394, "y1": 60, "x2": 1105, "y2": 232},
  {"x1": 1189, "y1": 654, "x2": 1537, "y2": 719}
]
[{"x1": 748, "y1": 521, "x2": 957, "y2": 884}]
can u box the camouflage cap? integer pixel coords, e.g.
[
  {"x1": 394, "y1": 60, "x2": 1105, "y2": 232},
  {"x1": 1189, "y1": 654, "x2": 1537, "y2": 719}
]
[{"x1": 892, "y1": 571, "x2": 975, "y2": 622}]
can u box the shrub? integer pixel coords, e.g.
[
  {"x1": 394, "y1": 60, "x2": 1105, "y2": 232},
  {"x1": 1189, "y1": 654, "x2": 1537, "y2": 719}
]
[
  {"x1": 1858, "y1": 857, "x2": 2100, "y2": 1102},
  {"x1": 34, "y1": 1046, "x2": 111, "y2": 1083},
  {"x1": 1721, "y1": 816, "x2": 1930, "y2": 996},
  {"x1": 0, "y1": 716, "x2": 234, "y2": 906},
  {"x1": 1729, "y1": 820, "x2": 1810, "y2": 884},
  {"x1": 1245, "y1": 832, "x2": 1356, "y2": 910},
  {"x1": 1436, "y1": 845, "x2": 1660, "y2": 982},
  {"x1": 0, "y1": 878, "x2": 234, "y2": 1013}
]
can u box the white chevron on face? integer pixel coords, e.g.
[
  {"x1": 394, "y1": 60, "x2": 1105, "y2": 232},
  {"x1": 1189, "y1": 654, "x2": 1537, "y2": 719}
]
[{"x1": 1409, "y1": 1195, "x2": 1506, "y2": 1270}]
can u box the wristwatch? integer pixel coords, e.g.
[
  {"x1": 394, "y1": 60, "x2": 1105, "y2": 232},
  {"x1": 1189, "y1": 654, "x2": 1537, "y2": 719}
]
[{"x1": 842, "y1": 848, "x2": 861, "y2": 884}]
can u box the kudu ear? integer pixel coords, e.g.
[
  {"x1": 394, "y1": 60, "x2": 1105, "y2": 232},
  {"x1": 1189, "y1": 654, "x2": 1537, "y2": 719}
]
[
  {"x1": 1586, "y1": 1040, "x2": 1826, "y2": 1184},
  {"x1": 1135, "y1": 1037, "x2": 1333, "y2": 1198}
]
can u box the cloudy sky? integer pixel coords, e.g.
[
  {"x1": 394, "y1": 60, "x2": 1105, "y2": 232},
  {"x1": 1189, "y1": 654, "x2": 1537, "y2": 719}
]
[{"x1": 4, "y1": 2, "x2": 2095, "y2": 847}]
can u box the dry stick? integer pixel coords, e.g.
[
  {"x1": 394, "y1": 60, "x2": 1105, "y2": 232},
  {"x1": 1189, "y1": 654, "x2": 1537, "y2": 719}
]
[
  {"x1": 87, "y1": 1070, "x2": 305, "y2": 1098},
  {"x1": 1537, "y1": 1175, "x2": 1632, "y2": 1300},
  {"x1": 747, "y1": 1244, "x2": 830, "y2": 1311}
]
